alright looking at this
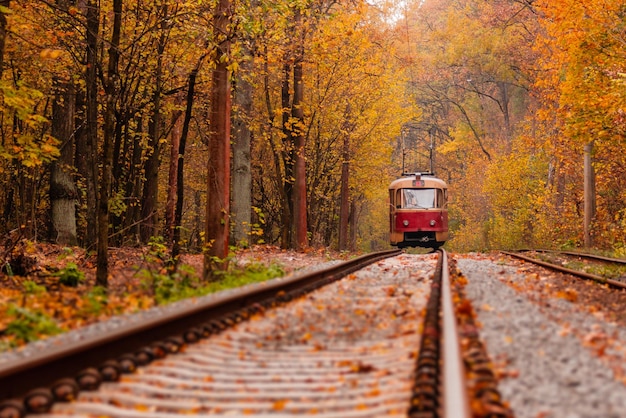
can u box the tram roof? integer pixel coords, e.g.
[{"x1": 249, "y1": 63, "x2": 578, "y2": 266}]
[{"x1": 389, "y1": 173, "x2": 447, "y2": 189}]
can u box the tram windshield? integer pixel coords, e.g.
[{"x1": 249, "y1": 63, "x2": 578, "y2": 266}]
[{"x1": 403, "y1": 188, "x2": 436, "y2": 209}]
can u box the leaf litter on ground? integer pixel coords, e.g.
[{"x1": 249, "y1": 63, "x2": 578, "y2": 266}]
[{"x1": 0, "y1": 242, "x2": 349, "y2": 351}]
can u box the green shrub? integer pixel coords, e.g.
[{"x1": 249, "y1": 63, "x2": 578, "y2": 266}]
[
  {"x1": 6, "y1": 305, "x2": 63, "y2": 344},
  {"x1": 22, "y1": 280, "x2": 46, "y2": 294},
  {"x1": 55, "y1": 262, "x2": 85, "y2": 287}
]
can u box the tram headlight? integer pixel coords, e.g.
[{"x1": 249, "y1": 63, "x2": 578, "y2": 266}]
[
  {"x1": 403, "y1": 220, "x2": 409, "y2": 226},
  {"x1": 430, "y1": 220, "x2": 436, "y2": 226}
]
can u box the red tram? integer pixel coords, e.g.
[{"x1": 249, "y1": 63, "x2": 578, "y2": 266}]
[{"x1": 389, "y1": 172, "x2": 449, "y2": 248}]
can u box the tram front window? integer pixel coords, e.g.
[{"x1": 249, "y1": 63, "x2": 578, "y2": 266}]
[{"x1": 403, "y1": 189, "x2": 436, "y2": 209}]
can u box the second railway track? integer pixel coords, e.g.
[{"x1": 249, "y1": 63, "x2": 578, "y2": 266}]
[{"x1": 501, "y1": 249, "x2": 626, "y2": 289}]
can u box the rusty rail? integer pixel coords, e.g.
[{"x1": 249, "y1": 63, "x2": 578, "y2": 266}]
[
  {"x1": 440, "y1": 249, "x2": 471, "y2": 418},
  {"x1": 408, "y1": 249, "x2": 471, "y2": 418},
  {"x1": 501, "y1": 250, "x2": 626, "y2": 290},
  {"x1": 528, "y1": 249, "x2": 626, "y2": 265},
  {"x1": 0, "y1": 248, "x2": 401, "y2": 414}
]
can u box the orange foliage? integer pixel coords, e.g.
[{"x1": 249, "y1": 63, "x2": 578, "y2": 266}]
[{"x1": 534, "y1": 0, "x2": 626, "y2": 249}]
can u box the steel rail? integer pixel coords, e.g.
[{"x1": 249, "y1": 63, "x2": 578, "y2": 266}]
[
  {"x1": 501, "y1": 250, "x2": 626, "y2": 290},
  {"x1": 440, "y1": 249, "x2": 471, "y2": 418},
  {"x1": 526, "y1": 249, "x2": 626, "y2": 265},
  {"x1": 407, "y1": 250, "x2": 471, "y2": 418},
  {"x1": 0, "y1": 248, "x2": 402, "y2": 408}
]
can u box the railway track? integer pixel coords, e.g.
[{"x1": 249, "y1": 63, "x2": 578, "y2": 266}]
[
  {"x1": 0, "y1": 250, "x2": 510, "y2": 418},
  {"x1": 501, "y1": 249, "x2": 626, "y2": 289}
]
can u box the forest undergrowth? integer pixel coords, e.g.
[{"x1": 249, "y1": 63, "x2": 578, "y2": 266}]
[{"x1": 0, "y1": 240, "x2": 347, "y2": 352}]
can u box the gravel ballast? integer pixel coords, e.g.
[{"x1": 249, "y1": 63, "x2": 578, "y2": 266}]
[{"x1": 457, "y1": 254, "x2": 626, "y2": 418}]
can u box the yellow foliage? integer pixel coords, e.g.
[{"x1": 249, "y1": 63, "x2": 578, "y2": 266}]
[
  {"x1": 39, "y1": 49, "x2": 63, "y2": 59},
  {"x1": 532, "y1": 0, "x2": 626, "y2": 249}
]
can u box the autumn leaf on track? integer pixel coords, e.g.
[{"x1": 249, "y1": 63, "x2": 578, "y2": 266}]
[
  {"x1": 558, "y1": 324, "x2": 571, "y2": 337},
  {"x1": 135, "y1": 404, "x2": 151, "y2": 412},
  {"x1": 456, "y1": 299, "x2": 474, "y2": 316},
  {"x1": 349, "y1": 361, "x2": 376, "y2": 373},
  {"x1": 555, "y1": 288, "x2": 578, "y2": 302},
  {"x1": 272, "y1": 399, "x2": 288, "y2": 411},
  {"x1": 384, "y1": 286, "x2": 396, "y2": 296},
  {"x1": 367, "y1": 388, "x2": 381, "y2": 397},
  {"x1": 455, "y1": 274, "x2": 468, "y2": 286},
  {"x1": 583, "y1": 330, "x2": 609, "y2": 355}
]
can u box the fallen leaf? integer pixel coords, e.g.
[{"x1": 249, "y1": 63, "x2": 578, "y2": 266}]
[{"x1": 272, "y1": 400, "x2": 288, "y2": 411}]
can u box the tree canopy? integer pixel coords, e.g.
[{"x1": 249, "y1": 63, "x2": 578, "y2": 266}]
[{"x1": 0, "y1": 0, "x2": 624, "y2": 263}]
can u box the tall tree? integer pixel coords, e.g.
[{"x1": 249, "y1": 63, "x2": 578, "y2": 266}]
[
  {"x1": 0, "y1": 0, "x2": 9, "y2": 76},
  {"x1": 280, "y1": 55, "x2": 295, "y2": 249},
  {"x1": 83, "y1": 0, "x2": 99, "y2": 250},
  {"x1": 338, "y1": 131, "x2": 350, "y2": 251},
  {"x1": 165, "y1": 97, "x2": 183, "y2": 244},
  {"x1": 140, "y1": 3, "x2": 169, "y2": 243},
  {"x1": 291, "y1": 7, "x2": 307, "y2": 250},
  {"x1": 50, "y1": 80, "x2": 78, "y2": 245},
  {"x1": 276, "y1": 3, "x2": 312, "y2": 251},
  {"x1": 96, "y1": 0, "x2": 122, "y2": 287},
  {"x1": 204, "y1": 0, "x2": 232, "y2": 277},
  {"x1": 172, "y1": 64, "x2": 201, "y2": 261},
  {"x1": 231, "y1": 45, "x2": 254, "y2": 248}
]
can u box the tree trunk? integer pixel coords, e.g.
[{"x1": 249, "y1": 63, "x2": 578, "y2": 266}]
[
  {"x1": 280, "y1": 59, "x2": 294, "y2": 249},
  {"x1": 83, "y1": 0, "x2": 99, "y2": 250},
  {"x1": 138, "y1": 106, "x2": 160, "y2": 242},
  {"x1": 171, "y1": 68, "x2": 198, "y2": 261},
  {"x1": 231, "y1": 51, "x2": 253, "y2": 247},
  {"x1": 50, "y1": 79, "x2": 78, "y2": 245},
  {"x1": 140, "y1": 21, "x2": 166, "y2": 243},
  {"x1": 165, "y1": 100, "x2": 183, "y2": 244},
  {"x1": 498, "y1": 81, "x2": 512, "y2": 144},
  {"x1": 109, "y1": 116, "x2": 125, "y2": 246},
  {"x1": 122, "y1": 118, "x2": 145, "y2": 244},
  {"x1": 338, "y1": 135, "x2": 350, "y2": 251},
  {"x1": 583, "y1": 141, "x2": 596, "y2": 248},
  {"x1": 0, "y1": 0, "x2": 9, "y2": 77},
  {"x1": 291, "y1": 16, "x2": 307, "y2": 251},
  {"x1": 96, "y1": 0, "x2": 121, "y2": 287},
  {"x1": 204, "y1": 0, "x2": 231, "y2": 278},
  {"x1": 349, "y1": 198, "x2": 357, "y2": 251}
]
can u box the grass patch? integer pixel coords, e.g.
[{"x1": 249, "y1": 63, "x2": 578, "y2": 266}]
[
  {"x1": 5, "y1": 305, "x2": 63, "y2": 346},
  {"x1": 141, "y1": 260, "x2": 285, "y2": 305},
  {"x1": 580, "y1": 263, "x2": 626, "y2": 280},
  {"x1": 22, "y1": 280, "x2": 46, "y2": 295},
  {"x1": 537, "y1": 252, "x2": 626, "y2": 280},
  {"x1": 208, "y1": 262, "x2": 285, "y2": 293}
]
